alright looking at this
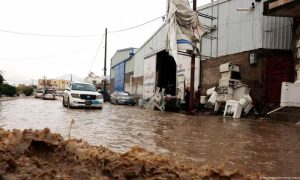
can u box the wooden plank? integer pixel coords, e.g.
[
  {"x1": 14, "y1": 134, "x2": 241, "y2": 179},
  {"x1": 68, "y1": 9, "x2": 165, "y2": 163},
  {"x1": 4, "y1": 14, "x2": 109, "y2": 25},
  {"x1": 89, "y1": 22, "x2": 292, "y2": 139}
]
[{"x1": 269, "y1": 0, "x2": 294, "y2": 10}]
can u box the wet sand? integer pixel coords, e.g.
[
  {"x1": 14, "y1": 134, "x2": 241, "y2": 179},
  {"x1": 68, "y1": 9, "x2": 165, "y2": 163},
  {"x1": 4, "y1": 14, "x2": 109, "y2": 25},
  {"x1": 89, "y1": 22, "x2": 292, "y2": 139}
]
[{"x1": 0, "y1": 98, "x2": 299, "y2": 177}]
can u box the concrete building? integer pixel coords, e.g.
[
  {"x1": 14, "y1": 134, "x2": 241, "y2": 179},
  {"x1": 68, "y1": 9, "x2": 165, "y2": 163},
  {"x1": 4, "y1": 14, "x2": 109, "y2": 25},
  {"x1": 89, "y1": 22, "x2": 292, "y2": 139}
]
[
  {"x1": 131, "y1": 0, "x2": 294, "y2": 110},
  {"x1": 37, "y1": 79, "x2": 70, "y2": 90},
  {"x1": 110, "y1": 48, "x2": 138, "y2": 93},
  {"x1": 84, "y1": 72, "x2": 102, "y2": 85}
]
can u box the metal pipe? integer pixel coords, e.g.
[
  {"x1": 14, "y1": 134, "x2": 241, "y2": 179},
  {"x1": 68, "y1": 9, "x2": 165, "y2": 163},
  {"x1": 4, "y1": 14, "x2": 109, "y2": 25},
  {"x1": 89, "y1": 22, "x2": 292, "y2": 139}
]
[
  {"x1": 210, "y1": 0, "x2": 213, "y2": 58},
  {"x1": 104, "y1": 28, "x2": 107, "y2": 92},
  {"x1": 104, "y1": 28, "x2": 107, "y2": 76},
  {"x1": 189, "y1": 0, "x2": 197, "y2": 113},
  {"x1": 199, "y1": 38, "x2": 202, "y2": 89},
  {"x1": 216, "y1": 0, "x2": 219, "y2": 57},
  {"x1": 130, "y1": 75, "x2": 134, "y2": 94}
]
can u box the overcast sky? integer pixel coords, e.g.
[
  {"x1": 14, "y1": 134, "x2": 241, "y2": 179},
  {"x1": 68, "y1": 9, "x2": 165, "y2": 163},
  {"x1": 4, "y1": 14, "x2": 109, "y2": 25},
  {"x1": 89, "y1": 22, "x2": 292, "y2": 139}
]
[{"x1": 0, "y1": 0, "x2": 211, "y2": 85}]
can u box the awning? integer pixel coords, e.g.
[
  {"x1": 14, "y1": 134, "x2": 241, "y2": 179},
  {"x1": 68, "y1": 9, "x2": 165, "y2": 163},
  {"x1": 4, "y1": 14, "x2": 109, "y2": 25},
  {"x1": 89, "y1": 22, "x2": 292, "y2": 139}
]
[{"x1": 264, "y1": 0, "x2": 300, "y2": 18}]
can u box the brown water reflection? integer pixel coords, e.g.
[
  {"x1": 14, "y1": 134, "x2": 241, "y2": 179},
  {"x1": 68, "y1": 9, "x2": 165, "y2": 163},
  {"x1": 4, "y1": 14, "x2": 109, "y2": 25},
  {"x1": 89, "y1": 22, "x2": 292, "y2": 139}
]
[{"x1": 0, "y1": 97, "x2": 299, "y2": 176}]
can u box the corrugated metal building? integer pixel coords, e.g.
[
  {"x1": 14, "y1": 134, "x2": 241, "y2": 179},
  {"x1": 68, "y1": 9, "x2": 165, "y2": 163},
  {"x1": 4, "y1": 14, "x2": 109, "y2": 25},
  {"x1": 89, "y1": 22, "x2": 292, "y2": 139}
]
[
  {"x1": 263, "y1": 0, "x2": 300, "y2": 76},
  {"x1": 199, "y1": 0, "x2": 291, "y2": 58},
  {"x1": 110, "y1": 48, "x2": 137, "y2": 93},
  {"x1": 131, "y1": 0, "x2": 294, "y2": 108}
]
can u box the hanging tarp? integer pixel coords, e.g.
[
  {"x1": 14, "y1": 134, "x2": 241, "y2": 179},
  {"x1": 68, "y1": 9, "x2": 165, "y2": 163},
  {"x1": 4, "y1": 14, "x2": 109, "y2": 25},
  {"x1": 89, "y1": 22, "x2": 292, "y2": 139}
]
[
  {"x1": 114, "y1": 62, "x2": 125, "y2": 92},
  {"x1": 166, "y1": 0, "x2": 205, "y2": 63}
]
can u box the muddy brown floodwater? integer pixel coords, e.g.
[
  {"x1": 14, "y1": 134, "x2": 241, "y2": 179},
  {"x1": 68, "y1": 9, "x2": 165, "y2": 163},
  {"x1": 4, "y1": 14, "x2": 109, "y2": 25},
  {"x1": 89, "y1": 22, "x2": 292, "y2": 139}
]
[{"x1": 0, "y1": 97, "x2": 300, "y2": 177}]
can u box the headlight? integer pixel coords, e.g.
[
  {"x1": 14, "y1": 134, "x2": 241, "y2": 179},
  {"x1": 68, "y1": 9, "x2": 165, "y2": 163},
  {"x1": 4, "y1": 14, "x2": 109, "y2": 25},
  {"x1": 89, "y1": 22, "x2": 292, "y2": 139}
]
[
  {"x1": 96, "y1": 94, "x2": 103, "y2": 99},
  {"x1": 71, "y1": 93, "x2": 80, "y2": 98}
]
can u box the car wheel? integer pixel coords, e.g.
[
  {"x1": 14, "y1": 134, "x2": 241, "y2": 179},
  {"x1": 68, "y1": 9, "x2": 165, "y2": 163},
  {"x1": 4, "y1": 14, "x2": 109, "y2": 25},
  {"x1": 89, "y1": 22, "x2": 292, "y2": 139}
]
[
  {"x1": 62, "y1": 97, "x2": 67, "y2": 107},
  {"x1": 116, "y1": 100, "x2": 119, "y2": 105},
  {"x1": 67, "y1": 98, "x2": 72, "y2": 109}
]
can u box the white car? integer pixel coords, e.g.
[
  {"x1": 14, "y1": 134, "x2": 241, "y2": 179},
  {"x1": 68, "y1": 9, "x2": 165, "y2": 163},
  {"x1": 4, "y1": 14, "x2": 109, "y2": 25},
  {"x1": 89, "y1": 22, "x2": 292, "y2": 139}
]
[
  {"x1": 34, "y1": 89, "x2": 44, "y2": 98},
  {"x1": 43, "y1": 89, "x2": 56, "y2": 100},
  {"x1": 62, "y1": 82, "x2": 103, "y2": 109}
]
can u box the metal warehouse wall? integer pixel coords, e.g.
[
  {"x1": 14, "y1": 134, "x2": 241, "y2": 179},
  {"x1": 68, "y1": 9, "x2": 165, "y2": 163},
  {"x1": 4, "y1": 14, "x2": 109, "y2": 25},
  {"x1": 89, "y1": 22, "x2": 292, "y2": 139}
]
[
  {"x1": 125, "y1": 59, "x2": 134, "y2": 74},
  {"x1": 133, "y1": 0, "x2": 292, "y2": 78},
  {"x1": 111, "y1": 48, "x2": 137, "y2": 79},
  {"x1": 111, "y1": 69, "x2": 115, "y2": 79},
  {"x1": 199, "y1": 0, "x2": 292, "y2": 58},
  {"x1": 133, "y1": 25, "x2": 167, "y2": 78},
  {"x1": 111, "y1": 59, "x2": 134, "y2": 79},
  {"x1": 111, "y1": 48, "x2": 135, "y2": 67}
]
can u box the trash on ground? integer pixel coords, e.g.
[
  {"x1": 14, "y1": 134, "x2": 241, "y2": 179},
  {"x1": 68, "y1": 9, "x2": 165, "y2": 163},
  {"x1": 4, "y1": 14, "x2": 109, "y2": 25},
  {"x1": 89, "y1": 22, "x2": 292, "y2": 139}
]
[{"x1": 205, "y1": 63, "x2": 254, "y2": 118}]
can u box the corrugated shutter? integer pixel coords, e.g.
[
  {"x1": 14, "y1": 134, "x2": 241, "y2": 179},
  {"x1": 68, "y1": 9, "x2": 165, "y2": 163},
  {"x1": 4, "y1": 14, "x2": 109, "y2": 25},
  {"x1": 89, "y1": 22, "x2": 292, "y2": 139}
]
[{"x1": 114, "y1": 62, "x2": 125, "y2": 91}]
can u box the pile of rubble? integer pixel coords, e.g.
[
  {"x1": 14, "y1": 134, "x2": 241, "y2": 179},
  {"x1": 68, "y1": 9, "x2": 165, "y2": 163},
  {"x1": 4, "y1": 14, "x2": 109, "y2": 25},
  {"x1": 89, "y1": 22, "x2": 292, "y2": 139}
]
[
  {"x1": 206, "y1": 63, "x2": 254, "y2": 118},
  {"x1": 0, "y1": 128, "x2": 260, "y2": 179}
]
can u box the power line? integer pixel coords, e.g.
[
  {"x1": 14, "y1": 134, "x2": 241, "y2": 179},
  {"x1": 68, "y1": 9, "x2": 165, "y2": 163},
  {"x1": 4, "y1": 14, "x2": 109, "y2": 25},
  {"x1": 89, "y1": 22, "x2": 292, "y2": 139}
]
[
  {"x1": 0, "y1": 16, "x2": 164, "y2": 38},
  {"x1": 0, "y1": 51, "x2": 91, "y2": 61},
  {"x1": 89, "y1": 34, "x2": 105, "y2": 72},
  {"x1": 0, "y1": 29, "x2": 102, "y2": 38},
  {"x1": 105, "y1": 16, "x2": 164, "y2": 34}
]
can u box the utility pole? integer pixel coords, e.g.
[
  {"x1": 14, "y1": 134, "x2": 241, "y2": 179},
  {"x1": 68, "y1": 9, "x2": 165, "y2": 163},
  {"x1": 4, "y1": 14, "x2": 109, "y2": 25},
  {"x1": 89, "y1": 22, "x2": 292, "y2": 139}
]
[
  {"x1": 103, "y1": 28, "x2": 108, "y2": 92},
  {"x1": 71, "y1": 74, "x2": 73, "y2": 82},
  {"x1": 189, "y1": 0, "x2": 197, "y2": 113},
  {"x1": 43, "y1": 76, "x2": 46, "y2": 90}
]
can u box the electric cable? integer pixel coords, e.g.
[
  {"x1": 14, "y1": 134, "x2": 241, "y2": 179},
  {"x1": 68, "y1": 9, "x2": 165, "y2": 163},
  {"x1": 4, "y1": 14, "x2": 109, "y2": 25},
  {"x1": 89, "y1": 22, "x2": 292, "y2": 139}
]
[
  {"x1": 108, "y1": 16, "x2": 164, "y2": 34},
  {"x1": 0, "y1": 50, "x2": 91, "y2": 61},
  {"x1": 88, "y1": 34, "x2": 105, "y2": 72},
  {"x1": 0, "y1": 16, "x2": 164, "y2": 38},
  {"x1": 0, "y1": 29, "x2": 102, "y2": 38}
]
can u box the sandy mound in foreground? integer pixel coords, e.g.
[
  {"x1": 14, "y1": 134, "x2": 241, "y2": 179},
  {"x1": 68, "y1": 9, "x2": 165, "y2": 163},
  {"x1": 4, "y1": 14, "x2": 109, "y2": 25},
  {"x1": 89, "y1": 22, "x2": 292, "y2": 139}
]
[{"x1": 0, "y1": 128, "x2": 259, "y2": 179}]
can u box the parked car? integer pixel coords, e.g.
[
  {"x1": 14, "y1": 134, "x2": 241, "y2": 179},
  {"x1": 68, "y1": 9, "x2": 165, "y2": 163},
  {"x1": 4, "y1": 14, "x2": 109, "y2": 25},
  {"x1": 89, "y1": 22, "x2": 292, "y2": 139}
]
[
  {"x1": 110, "y1": 91, "x2": 135, "y2": 105},
  {"x1": 55, "y1": 90, "x2": 63, "y2": 97},
  {"x1": 34, "y1": 89, "x2": 44, "y2": 98},
  {"x1": 62, "y1": 82, "x2": 103, "y2": 109},
  {"x1": 43, "y1": 89, "x2": 56, "y2": 100}
]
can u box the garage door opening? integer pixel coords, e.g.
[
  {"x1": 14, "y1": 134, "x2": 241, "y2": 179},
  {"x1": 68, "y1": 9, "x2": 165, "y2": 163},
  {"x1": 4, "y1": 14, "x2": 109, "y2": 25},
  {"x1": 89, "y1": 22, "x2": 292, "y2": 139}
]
[{"x1": 156, "y1": 51, "x2": 177, "y2": 96}]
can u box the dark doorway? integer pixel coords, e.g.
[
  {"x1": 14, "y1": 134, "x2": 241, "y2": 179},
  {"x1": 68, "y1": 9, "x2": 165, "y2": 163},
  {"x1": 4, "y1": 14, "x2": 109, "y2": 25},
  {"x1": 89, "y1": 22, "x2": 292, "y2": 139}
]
[
  {"x1": 266, "y1": 56, "x2": 294, "y2": 104},
  {"x1": 156, "y1": 51, "x2": 177, "y2": 96}
]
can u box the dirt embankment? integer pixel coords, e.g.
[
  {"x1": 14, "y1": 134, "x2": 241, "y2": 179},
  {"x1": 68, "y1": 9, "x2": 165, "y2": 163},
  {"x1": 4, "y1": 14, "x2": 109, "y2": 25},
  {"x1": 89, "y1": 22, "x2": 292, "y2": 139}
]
[{"x1": 0, "y1": 128, "x2": 260, "y2": 179}]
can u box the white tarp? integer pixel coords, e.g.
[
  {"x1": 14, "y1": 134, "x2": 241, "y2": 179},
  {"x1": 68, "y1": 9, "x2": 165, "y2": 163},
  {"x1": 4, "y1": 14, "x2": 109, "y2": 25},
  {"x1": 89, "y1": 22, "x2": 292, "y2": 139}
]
[
  {"x1": 166, "y1": 0, "x2": 205, "y2": 63},
  {"x1": 176, "y1": 54, "x2": 200, "y2": 95},
  {"x1": 143, "y1": 54, "x2": 157, "y2": 99}
]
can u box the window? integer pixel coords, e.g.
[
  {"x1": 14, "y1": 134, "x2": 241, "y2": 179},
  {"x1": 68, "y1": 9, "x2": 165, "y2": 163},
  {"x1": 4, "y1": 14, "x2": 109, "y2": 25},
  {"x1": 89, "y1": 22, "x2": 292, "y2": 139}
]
[{"x1": 71, "y1": 83, "x2": 96, "y2": 92}]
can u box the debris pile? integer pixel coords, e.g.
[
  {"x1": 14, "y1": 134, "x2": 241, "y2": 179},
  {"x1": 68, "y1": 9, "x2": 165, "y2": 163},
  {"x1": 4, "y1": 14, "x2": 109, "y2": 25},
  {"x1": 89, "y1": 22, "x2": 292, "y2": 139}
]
[
  {"x1": 206, "y1": 63, "x2": 254, "y2": 118},
  {"x1": 0, "y1": 128, "x2": 260, "y2": 179},
  {"x1": 144, "y1": 87, "x2": 167, "y2": 111}
]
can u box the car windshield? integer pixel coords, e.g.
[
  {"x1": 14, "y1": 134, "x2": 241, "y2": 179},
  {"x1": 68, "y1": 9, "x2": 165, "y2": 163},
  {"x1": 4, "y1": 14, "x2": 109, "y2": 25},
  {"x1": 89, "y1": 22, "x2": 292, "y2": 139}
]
[
  {"x1": 46, "y1": 90, "x2": 55, "y2": 94},
  {"x1": 71, "y1": 83, "x2": 96, "y2": 92},
  {"x1": 118, "y1": 92, "x2": 130, "y2": 96},
  {"x1": 37, "y1": 90, "x2": 43, "y2": 93}
]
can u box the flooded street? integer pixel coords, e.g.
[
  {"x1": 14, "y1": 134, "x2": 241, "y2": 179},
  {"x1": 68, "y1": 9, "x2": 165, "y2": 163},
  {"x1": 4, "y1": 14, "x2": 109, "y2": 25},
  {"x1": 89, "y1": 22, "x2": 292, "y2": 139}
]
[{"x1": 0, "y1": 97, "x2": 299, "y2": 176}]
